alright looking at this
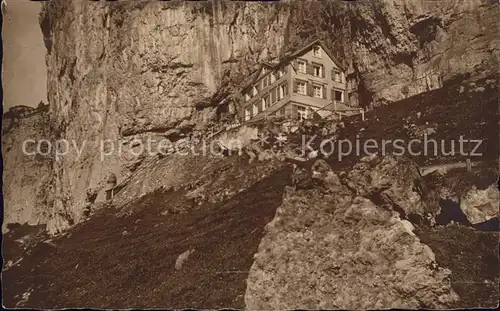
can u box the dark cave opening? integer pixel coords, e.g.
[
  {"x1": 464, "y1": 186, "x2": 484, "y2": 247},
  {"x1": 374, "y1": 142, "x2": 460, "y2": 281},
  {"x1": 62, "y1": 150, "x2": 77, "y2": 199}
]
[{"x1": 435, "y1": 199, "x2": 498, "y2": 232}]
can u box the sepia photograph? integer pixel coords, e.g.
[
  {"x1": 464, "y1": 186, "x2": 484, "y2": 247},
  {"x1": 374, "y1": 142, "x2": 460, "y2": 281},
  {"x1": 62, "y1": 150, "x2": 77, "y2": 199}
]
[{"x1": 1, "y1": 0, "x2": 499, "y2": 309}]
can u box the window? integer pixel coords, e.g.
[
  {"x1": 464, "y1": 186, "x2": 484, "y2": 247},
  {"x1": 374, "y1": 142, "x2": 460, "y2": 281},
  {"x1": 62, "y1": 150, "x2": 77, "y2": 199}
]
[
  {"x1": 297, "y1": 106, "x2": 308, "y2": 120},
  {"x1": 280, "y1": 107, "x2": 286, "y2": 116},
  {"x1": 313, "y1": 46, "x2": 321, "y2": 57},
  {"x1": 271, "y1": 87, "x2": 277, "y2": 103},
  {"x1": 279, "y1": 83, "x2": 287, "y2": 99},
  {"x1": 252, "y1": 86, "x2": 258, "y2": 96},
  {"x1": 333, "y1": 90, "x2": 343, "y2": 102},
  {"x1": 245, "y1": 93, "x2": 251, "y2": 102},
  {"x1": 298, "y1": 61, "x2": 306, "y2": 73},
  {"x1": 245, "y1": 108, "x2": 251, "y2": 121},
  {"x1": 313, "y1": 85, "x2": 322, "y2": 98},
  {"x1": 260, "y1": 94, "x2": 269, "y2": 111},
  {"x1": 313, "y1": 65, "x2": 323, "y2": 77},
  {"x1": 270, "y1": 73, "x2": 276, "y2": 83},
  {"x1": 332, "y1": 70, "x2": 342, "y2": 83},
  {"x1": 253, "y1": 103, "x2": 258, "y2": 115},
  {"x1": 297, "y1": 81, "x2": 306, "y2": 95}
]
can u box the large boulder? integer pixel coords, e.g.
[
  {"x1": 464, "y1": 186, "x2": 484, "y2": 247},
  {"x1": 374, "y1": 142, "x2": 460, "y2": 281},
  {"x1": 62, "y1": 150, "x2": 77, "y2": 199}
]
[
  {"x1": 245, "y1": 168, "x2": 459, "y2": 309},
  {"x1": 460, "y1": 185, "x2": 499, "y2": 225}
]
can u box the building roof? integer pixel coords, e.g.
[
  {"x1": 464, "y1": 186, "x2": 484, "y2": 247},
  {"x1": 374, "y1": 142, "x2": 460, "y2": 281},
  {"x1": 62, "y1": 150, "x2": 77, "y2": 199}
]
[
  {"x1": 288, "y1": 39, "x2": 346, "y2": 72},
  {"x1": 241, "y1": 39, "x2": 345, "y2": 93}
]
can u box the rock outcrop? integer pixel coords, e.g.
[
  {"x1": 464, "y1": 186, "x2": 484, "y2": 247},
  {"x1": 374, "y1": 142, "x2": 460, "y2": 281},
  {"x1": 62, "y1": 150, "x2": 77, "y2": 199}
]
[
  {"x1": 460, "y1": 185, "x2": 499, "y2": 225},
  {"x1": 2, "y1": 111, "x2": 55, "y2": 233},
  {"x1": 345, "y1": 155, "x2": 438, "y2": 224},
  {"x1": 245, "y1": 156, "x2": 459, "y2": 309}
]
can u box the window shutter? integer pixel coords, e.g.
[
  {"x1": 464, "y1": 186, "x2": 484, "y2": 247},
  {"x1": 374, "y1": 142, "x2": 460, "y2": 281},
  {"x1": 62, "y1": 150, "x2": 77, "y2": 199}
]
[
  {"x1": 307, "y1": 83, "x2": 313, "y2": 96},
  {"x1": 331, "y1": 69, "x2": 334, "y2": 81},
  {"x1": 331, "y1": 89, "x2": 335, "y2": 101},
  {"x1": 321, "y1": 66, "x2": 325, "y2": 78},
  {"x1": 322, "y1": 86, "x2": 326, "y2": 99},
  {"x1": 306, "y1": 64, "x2": 313, "y2": 75},
  {"x1": 267, "y1": 94, "x2": 271, "y2": 108},
  {"x1": 271, "y1": 88, "x2": 276, "y2": 103},
  {"x1": 293, "y1": 81, "x2": 298, "y2": 93},
  {"x1": 284, "y1": 83, "x2": 289, "y2": 96}
]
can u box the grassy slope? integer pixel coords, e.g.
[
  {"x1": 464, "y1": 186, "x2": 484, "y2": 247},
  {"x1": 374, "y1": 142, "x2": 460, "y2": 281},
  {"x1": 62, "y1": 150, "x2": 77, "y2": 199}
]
[
  {"x1": 301, "y1": 74, "x2": 499, "y2": 170},
  {"x1": 2, "y1": 168, "x2": 292, "y2": 309}
]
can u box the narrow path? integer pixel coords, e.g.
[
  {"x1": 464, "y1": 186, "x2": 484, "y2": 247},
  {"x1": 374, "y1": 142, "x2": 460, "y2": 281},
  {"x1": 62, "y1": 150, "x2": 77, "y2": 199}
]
[{"x1": 420, "y1": 160, "x2": 481, "y2": 176}]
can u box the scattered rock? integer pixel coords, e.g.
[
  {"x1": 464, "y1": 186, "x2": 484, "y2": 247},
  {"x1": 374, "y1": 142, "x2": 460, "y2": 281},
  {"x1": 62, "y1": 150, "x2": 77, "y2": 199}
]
[
  {"x1": 175, "y1": 249, "x2": 195, "y2": 270},
  {"x1": 460, "y1": 185, "x2": 499, "y2": 224},
  {"x1": 346, "y1": 156, "x2": 435, "y2": 220},
  {"x1": 258, "y1": 149, "x2": 274, "y2": 162}
]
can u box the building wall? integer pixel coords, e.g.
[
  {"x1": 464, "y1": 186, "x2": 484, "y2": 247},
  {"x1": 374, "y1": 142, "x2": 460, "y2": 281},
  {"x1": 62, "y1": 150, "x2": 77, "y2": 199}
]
[
  {"x1": 240, "y1": 44, "x2": 348, "y2": 121},
  {"x1": 289, "y1": 44, "x2": 347, "y2": 111},
  {"x1": 241, "y1": 64, "x2": 292, "y2": 120}
]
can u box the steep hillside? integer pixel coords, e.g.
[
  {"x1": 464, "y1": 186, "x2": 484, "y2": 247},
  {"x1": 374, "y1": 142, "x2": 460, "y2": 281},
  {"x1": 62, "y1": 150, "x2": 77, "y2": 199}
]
[
  {"x1": 2, "y1": 165, "x2": 293, "y2": 309},
  {"x1": 3, "y1": 152, "x2": 497, "y2": 308}
]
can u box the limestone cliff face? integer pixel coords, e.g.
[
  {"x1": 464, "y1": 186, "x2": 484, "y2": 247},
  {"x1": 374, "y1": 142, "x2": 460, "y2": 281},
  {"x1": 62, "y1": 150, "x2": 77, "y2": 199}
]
[
  {"x1": 284, "y1": 0, "x2": 499, "y2": 105},
  {"x1": 2, "y1": 112, "x2": 54, "y2": 232},
  {"x1": 32, "y1": 0, "x2": 290, "y2": 234},
  {"x1": 2, "y1": 0, "x2": 498, "y2": 233}
]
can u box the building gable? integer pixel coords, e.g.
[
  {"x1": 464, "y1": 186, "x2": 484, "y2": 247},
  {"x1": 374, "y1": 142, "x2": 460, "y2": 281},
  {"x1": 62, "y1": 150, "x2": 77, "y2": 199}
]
[{"x1": 289, "y1": 39, "x2": 345, "y2": 72}]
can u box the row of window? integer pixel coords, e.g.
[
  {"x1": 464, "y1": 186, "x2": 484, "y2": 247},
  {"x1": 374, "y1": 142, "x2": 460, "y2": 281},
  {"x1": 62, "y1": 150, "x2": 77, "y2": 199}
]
[
  {"x1": 293, "y1": 80, "x2": 344, "y2": 102},
  {"x1": 296, "y1": 59, "x2": 343, "y2": 83},
  {"x1": 268, "y1": 104, "x2": 314, "y2": 121},
  {"x1": 244, "y1": 83, "x2": 289, "y2": 120},
  {"x1": 245, "y1": 67, "x2": 288, "y2": 101}
]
